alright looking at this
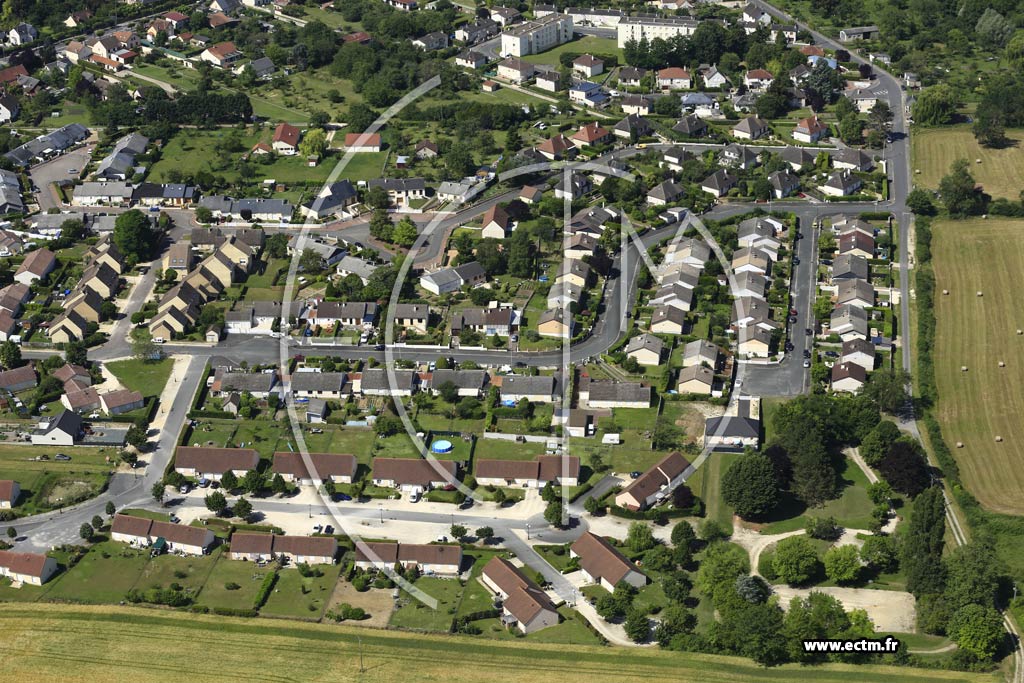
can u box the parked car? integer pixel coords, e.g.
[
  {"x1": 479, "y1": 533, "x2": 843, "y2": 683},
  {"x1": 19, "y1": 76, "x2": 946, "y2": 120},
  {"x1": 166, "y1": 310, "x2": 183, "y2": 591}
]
[
  {"x1": 54, "y1": 453, "x2": 71, "y2": 461},
  {"x1": 312, "y1": 524, "x2": 323, "y2": 533},
  {"x1": 337, "y1": 493, "x2": 353, "y2": 501},
  {"x1": 802, "y1": 359, "x2": 811, "y2": 368},
  {"x1": 169, "y1": 514, "x2": 180, "y2": 524}
]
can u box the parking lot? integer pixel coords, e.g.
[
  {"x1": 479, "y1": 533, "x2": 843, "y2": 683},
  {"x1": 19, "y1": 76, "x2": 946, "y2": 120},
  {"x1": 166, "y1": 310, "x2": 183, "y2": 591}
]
[{"x1": 28, "y1": 145, "x2": 94, "y2": 211}]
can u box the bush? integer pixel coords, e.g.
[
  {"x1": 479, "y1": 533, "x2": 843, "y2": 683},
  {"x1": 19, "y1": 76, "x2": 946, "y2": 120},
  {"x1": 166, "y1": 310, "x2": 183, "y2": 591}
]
[
  {"x1": 805, "y1": 516, "x2": 842, "y2": 541},
  {"x1": 352, "y1": 574, "x2": 371, "y2": 592}
]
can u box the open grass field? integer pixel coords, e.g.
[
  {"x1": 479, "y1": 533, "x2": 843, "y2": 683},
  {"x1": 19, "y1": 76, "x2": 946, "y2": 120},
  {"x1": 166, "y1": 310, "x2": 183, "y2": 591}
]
[
  {"x1": 106, "y1": 358, "x2": 173, "y2": 398},
  {"x1": 0, "y1": 603, "x2": 999, "y2": 683},
  {"x1": 932, "y1": 217, "x2": 1024, "y2": 514},
  {"x1": 0, "y1": 443, "x2": 114, "y2": 515},
  {"x1": 910, "y1": 126, "x2": 1024, "y2": 199}
]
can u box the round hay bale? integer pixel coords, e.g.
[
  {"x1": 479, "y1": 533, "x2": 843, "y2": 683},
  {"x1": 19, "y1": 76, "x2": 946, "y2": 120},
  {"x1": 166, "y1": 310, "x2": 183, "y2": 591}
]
[
  {"x1": 999, "y1": 361, "x2": 1006, "y2": 367},
  {"x1": 943, "y1": 289, "x2": 949, "y2": 295},
  {"x1": 976, "y1": 158, "x2": 982, "y2": 163},
  {"x1": 956, "y1": 442, "x2": 964, "y2": 448},
  {"x1": 996, "y1": 436, "x2": 1004, "y2": 442},
  {"x1": 961, "y1": 366, "x2": 968, "y2": 372},
  {"x1": 977, "y1": 291, "x2": 984, "y2": 297},
  {"x1": 1018, "y1": 329, "x2": 1023, "y2": 335}
]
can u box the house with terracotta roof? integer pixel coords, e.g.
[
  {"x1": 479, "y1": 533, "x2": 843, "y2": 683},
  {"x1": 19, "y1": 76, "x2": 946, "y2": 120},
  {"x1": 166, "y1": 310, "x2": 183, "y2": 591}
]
[
  {"x1": 571, "y1": 122, "x2": 611, "y2": 147},
  {"x1": 200, "y1": 41, "x2": 242, "y2": 67},
  {"x1": 570, "y1": 532, "x2": 646, "y2": 590},
  {"x1": 743, "y1": 68, "x2": 773, "y2": 91},
  {"x1": 174, "y1": 446, "x2": 259, "y2": 480},
  {"x1": 228, "y1": 533, "x2": 337, "y2": 564},
  {"x1": 0, "y1": 550, "x2": 58, "y2": 585},
  {"x1": 0, "y1": 479, "x2": 19, "y2": 508},
  {"x1": 344, "y1": 132, "x2": 381, "y2": 152},
  {"x1": 482, "y1": 557, "x2": 559, "y2": 633},
  {"x1": 370, "y1": 458, "x2": 458, "y2": 492},
  {"x1": 354, "y1": 541, "x2": 463, "y2": 575},
  {"x1": 480, "y1": 204, "x2": 514, "y2": 239},
  {"x1": 615, "y1": 451, "x2": 691, "y2": 510},
  {"x1": 272, "y1": 451, "x2": 357, "y2": 485},
  {"x1": 475, "y1": 455, "x2": 580, "y2": 488},
  {"x1": 536, "y1": 134, "x2": 575, "y2": 161},
  {"x1": 272, "y1": 122, "x2": 301, "y2": 155},
  {"x1": 111, "y1": 514, "x2": 216, "y2": 555},
  {"x1": 657, "y1": 67, "x2": 690, "y2": 90},
  {"x1": 793, "y1": 115, "x2": 829, "y2": 143}
]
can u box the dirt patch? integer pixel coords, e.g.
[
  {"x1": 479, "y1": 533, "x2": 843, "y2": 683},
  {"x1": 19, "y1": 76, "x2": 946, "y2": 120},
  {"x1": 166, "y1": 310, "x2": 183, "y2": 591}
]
[
  {"x1": 44, "y1": 480, "x2": 95, "y2": 506},
  {"x1": 773, "y1": 585, "x2": 917, "y2": 633},
  {"x1": 325, "y1": 579, "x2": 394, "y2": 628}
]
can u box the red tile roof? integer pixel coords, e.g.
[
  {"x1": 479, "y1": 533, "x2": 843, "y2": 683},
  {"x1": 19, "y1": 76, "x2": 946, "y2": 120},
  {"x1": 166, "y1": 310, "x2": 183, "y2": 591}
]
[
  {"x1": 272, "y1": 122, "x2": 300, "y2": 148},
  {"x1": 344, "y1": 132, "x2": 381, "y2": 148}
]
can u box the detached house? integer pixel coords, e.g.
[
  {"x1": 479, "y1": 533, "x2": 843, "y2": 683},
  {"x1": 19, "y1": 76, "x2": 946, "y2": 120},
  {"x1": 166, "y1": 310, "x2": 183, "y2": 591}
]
[
  {"x1": 821, "y1": 169, "x2": 863, "y2": 197},
  {"x1": 272, "y1": 123, "x2": 301, "y2": 155},
  {"x1": 14, "y1": 248, "x2": 56, "y2": 285},
  {"x1": 832, "y1": 362, "x2": 867, "y2": 394},
  {"x1": 482, "y1": 557, "x2": 559, "y2": 634},
  {"x1": 570, "y1": 532, "x2": 646, "y2": 590},
  {"x1": 657, "y1": 67, "x2": 690, "y2": 90},
  {"x1": 615, "y1": 451, "x2": 691, "y2": 511},
  {"x1": 200, "y1": 41, "x2": 242, "y2": 67},
  {"x1": 624, "y1": 333, "x2": 664, "y2": 366},
  {"x1": 732, "y1": 116, "x2": 770, "y2": 140},
  {"x1": 793, "y1": 115, "x2": 828, "y2": 143}
]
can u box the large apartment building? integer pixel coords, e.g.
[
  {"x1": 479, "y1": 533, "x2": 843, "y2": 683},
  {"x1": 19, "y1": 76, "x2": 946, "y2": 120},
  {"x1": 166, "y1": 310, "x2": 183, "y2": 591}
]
[
  {"x1": 501, "y1": 13, "x2": 573, "y2": 57},
  {"x1": 617, "y1": 16, "x2": 700, "y2": 47}
]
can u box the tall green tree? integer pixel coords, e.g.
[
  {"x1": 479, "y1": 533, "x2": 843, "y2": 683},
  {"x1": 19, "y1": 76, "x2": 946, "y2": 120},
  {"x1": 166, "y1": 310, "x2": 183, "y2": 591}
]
[
  {"x1": 721, "y1": 453, "x2": 779, "y2": 519},
  {"x1": 772, "y1": 536, "x2": 820, "y2": 585},
  {"x1": 903, "y1": 486, "x2": 946, "y2": 597},
  {"x1": 113, "y1": 209, "x2": 159, "y2": 266}
]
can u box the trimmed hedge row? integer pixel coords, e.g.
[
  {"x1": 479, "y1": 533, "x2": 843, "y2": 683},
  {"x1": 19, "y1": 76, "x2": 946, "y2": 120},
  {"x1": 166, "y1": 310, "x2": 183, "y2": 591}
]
[{"x1": 252, "y1": 570, "x2": 278, "y2": 610}]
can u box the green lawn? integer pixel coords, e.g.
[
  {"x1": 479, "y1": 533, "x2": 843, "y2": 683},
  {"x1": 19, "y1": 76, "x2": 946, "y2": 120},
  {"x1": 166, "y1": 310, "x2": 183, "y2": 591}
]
[
  {"x1": 43, "y1": 542, "x2": 150, "y2": 604},
  {"x1": 473, "y1": 438, "x2": 547, "y2": 461},
  {"x1": 106, "y1": 358, "x2": 174, "y2": 398},
  {"x1": 388, "y1": 576, "x2": 464, "y2": 631},
  {"x1": 686, "y1": 451, "x2": 742, "y2": 529},
  {"x1": 195, "y1": 559, "x2": 268, "y2": 611},
  {"x1": 133, "y1": 547, "x2": 223, "y2": 596},
  {"x1": 260, "y1": 564, "x2": 341, "y2": 619},
  {"x1": 333, "y1": 151, "x2": 388, "y2": 182},
  {"x1": 759, "y1": 458, "x2": 876, "y2": 534},
  {"x1": 521, "y1": 36, "x2": 622, "y2": 66}
]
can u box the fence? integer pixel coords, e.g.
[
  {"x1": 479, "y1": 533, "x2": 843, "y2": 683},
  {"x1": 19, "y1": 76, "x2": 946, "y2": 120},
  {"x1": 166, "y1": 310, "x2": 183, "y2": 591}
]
[{"x1": 480, "y1": 432, "x2": 550, "y2": 444}]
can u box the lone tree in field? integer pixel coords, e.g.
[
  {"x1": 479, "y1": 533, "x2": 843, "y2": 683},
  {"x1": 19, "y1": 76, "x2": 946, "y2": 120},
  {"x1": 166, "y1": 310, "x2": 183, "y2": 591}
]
[{"x1": 721, "y1": 453, "x2": 779, "y2": 519}]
